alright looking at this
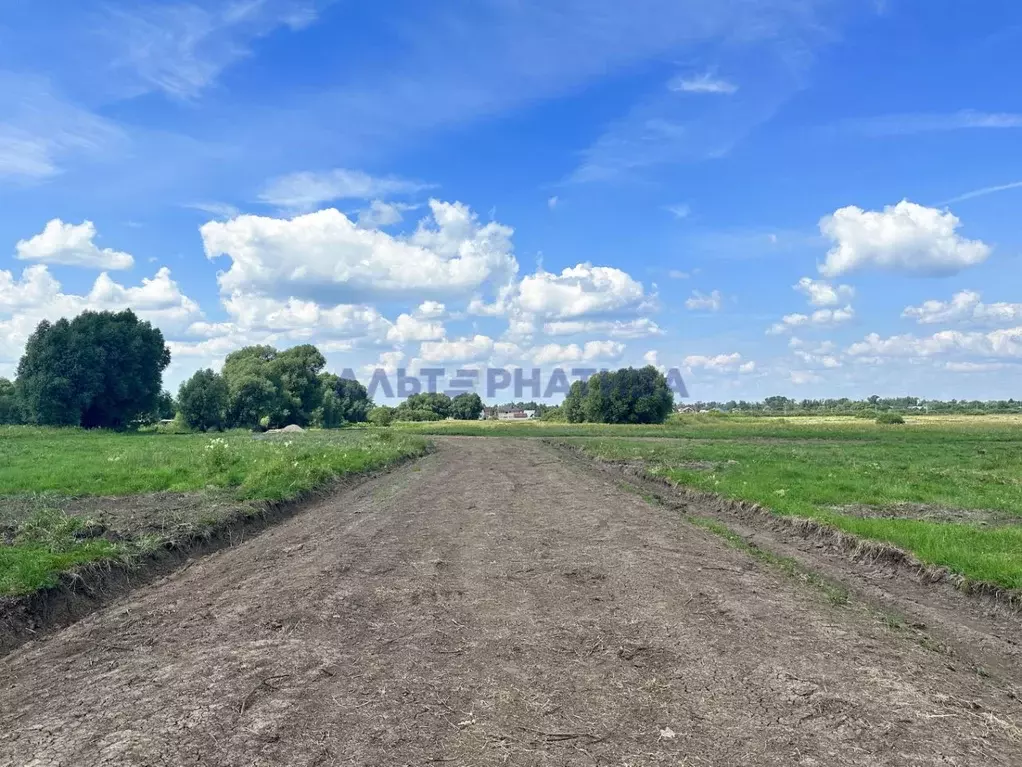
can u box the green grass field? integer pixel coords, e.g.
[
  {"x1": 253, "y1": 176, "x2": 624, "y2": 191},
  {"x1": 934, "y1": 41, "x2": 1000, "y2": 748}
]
[
  {"x1": 544, "y1": 416, "x2": 1022, "y2": 590},
  {"x1": 0, "y1": 427, "x2": 428, "y2": 596},
  {"x1": 394, "y1": 413, "x2": 1022, "y2": 443}
]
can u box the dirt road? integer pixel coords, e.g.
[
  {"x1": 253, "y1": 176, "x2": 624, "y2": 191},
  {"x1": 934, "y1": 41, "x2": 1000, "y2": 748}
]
[{"x1": 3, "y1": 438, "x2": 1020, "y2": 766}]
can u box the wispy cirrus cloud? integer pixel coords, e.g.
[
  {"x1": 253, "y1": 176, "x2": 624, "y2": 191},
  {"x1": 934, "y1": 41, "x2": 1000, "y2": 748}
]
[
  {"x1": 258, "y1": 168, "x2": 433, "y2": 210},
  {"x1": 940, "y1": 180, "x2": 1022, "y2": 205},
  {"x1": 242, "y1": 0, "x2": 853, "y2": 171},
  {"x1": 837, "y1": 110, "x2": 1022, "y2": 137},
  {"x1": 184, "y1": 201, "x2": 242, "y2": 219},
  {"x1": 668, "y1": 71, "x2": 737, "y2": 95},
  {"x1": 0, "y1": 73, "x2": 122, "y2": 181},
  {"x1": 103, "y1": 0, "x2": 329, "y2": 100},
  {"x1": 567, "y1": 25, "x2": 829, "y2": 184}
]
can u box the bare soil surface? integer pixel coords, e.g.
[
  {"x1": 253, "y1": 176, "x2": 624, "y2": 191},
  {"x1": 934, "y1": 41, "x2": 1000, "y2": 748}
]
[{"x1": 3, "y1": 437, "x2": 1021, "y2": 766}]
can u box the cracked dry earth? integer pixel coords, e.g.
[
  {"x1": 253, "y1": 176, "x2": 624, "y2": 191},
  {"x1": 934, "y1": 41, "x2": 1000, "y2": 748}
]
[{"x1": 3, "y1": 438, "x2": 1021, "y2": 766}]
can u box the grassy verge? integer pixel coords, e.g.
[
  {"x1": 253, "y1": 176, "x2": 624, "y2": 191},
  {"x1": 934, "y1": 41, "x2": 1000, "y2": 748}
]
[
  {"x1": 562, "y1": 425, "x2": 1022, "y2": 591},
  {"x1": 0, "y1": 428, "x2": 428, "y2": 596}
]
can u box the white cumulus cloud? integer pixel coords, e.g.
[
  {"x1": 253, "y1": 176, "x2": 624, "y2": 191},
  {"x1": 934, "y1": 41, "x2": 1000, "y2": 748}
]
[
  {"x1": 517, "y1": 263, "x2": 655, "y2": 319},
  {"x1": 794, "y1": 350, "x2": 842, "y2": 369},
  {"x1": 818, "y1": 200, "x2": 990, "y2": 277},
  {"x1": 767, "y1": 305, "x2": 854, "y2": 335},
  {"x1": 794, "y1": 277, "x2": 854, "y2": 307},
  {"x1": 386, "y1": 313, "x2": 446, "y2": 343},
  {"x1": 357, "y1": 200, "x2": 416, "y2": 228},
  {"x1": 902, "y1": 290, "x2": 1022, "y2": 326},
  {"x1": 419, "y1": 335, "x2": 496, "y2": 363},
  {"x1": 413, "y1": 300, "x2": 447, "y2": 319},
  {"x1": 685, "y1": 289, "x2": 722, "y2": 311},
  {"x1": 847, "y1": 328, "x2": 1022, "y2": 360},
  {"x1": 683, "y1": 353, "x2": 755, "y2": 373},
  {"x1": 201, "y1": 200, "x2": 518, "y2": 303},
  {"x1": 201, "y1": 293, "x2": 393, "y2": 342},
  {"x1": 16, "y1": 219, "x2": 134, "y2": 270},
  {"x1": 529, "y1": 340, "x2": 625, "y2": 366}
]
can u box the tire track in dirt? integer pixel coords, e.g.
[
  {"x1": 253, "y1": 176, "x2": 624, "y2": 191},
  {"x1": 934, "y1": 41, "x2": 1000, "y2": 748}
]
[{"x1": 2, "y1": 437, "x2": 1020, "y2": 766}]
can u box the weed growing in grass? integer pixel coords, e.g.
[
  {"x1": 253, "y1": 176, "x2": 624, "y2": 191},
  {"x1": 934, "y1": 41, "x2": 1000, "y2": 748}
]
[
  {"x1": 202, "y1": 437, "x2": 233, "y2": 474},
  {"x1": 876, "y1": 412, "x2": 906, "y2": 425}
]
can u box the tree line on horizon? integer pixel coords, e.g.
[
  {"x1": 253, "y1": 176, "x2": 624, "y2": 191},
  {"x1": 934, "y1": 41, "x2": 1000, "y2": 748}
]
[
  {"x1": 683, "y1": 395, "x2": 1022, "y2": 416},
  {"x1": 0, "y1": 310, "x2": 484, "y2": 430},
  {"x1": 0, "y1": 310, "x2": 1014, "y2": 429}
]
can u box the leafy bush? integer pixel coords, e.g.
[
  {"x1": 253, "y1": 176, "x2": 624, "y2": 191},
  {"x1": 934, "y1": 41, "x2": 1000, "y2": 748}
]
[
  {"x1": 394, "y1": 408, "x2": 443, "y2": 422},
  {"x1": 153, "y1": 413, "x2": 191, "y2": 434},
  {"x1": 395, "y1": 393, "x2": 451, "y2": 420},
  {"x1": 368, "y1": 405, "x2": 395, "y2": 426},
  {"x1": 449, "y1": 392, "x2": 484, "y2": 420},
  {"x1": 540, "y1": 405, "x2": 565, "y2": 422},
  {"x1": 876, "y1": 412, "x2": 906, "y2": 425}
]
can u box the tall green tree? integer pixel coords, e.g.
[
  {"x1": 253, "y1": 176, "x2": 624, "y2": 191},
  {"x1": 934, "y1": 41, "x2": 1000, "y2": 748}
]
[
  {"x1": 563, "y1": 380, "x2": 588, "y2": 423},
  {"x1": 585, "y1": 366, "x2": 672, "y2": 424},
  {"x1": 177, "y1": 369, "x2": 229, "y2": 432},
  {"x1": 565, "y1": 366, "x2": 672, "y2": 425},
  {"x1": 221, "y1": 344, "x2": 327, "y2": 427},
  {"x1": 315, "y1": 374, "x2": 372, "y2": 427},
  {"x1": 0, "y1": 378, "x2": 23, "y2": 424},
  {"x1": 222, "y1": 345, "x2": 284, "y2": 428},
  {"x1": 273, "y1": 344, "x2": 327, "y2": 426},
  {"x1": 16, "y1": 310, "x2": 170, "y2": 429},
  {"x1": 396, "y1": 392, "x2": 452, "y2": 420},
  {"x1": 449, "y1": 392, "x2": 484, "y2": 420}
]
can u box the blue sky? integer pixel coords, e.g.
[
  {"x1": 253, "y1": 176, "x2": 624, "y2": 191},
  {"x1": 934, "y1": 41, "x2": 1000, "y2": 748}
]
[{"x1": 2, "y1": 0, "x2": 1022, "y2": 402}]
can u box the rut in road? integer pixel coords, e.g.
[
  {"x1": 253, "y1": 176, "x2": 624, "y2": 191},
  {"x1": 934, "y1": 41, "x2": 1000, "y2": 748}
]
[{"x1": 2, "y1": 437, "x2": 1021, "y2": 766}]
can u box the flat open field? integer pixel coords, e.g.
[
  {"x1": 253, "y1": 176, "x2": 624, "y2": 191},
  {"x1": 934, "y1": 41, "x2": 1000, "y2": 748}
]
[
  {"x1": 3, "y1": 437, "x2": 1021, "y2": 766},
  {"x1": 395, "y1": 411, "x2": 1022, "y2": 439}
]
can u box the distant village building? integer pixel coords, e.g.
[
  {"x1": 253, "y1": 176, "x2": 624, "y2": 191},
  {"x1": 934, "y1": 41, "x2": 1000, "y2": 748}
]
[{"x1": 497, "y1": 409, "x2": 537, "y2": 421}]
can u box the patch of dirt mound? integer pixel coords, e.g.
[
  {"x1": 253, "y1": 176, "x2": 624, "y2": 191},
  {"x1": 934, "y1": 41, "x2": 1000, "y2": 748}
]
[
  {"x1": 0, "y1": 491, "x2": 253, "y2": 541},
  {"x1": 832, "y1": 502, "x2": 1022, "y2": 527},
  {"x1": 604, "y1": 457, "x2": 721, "y2": 472}
]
